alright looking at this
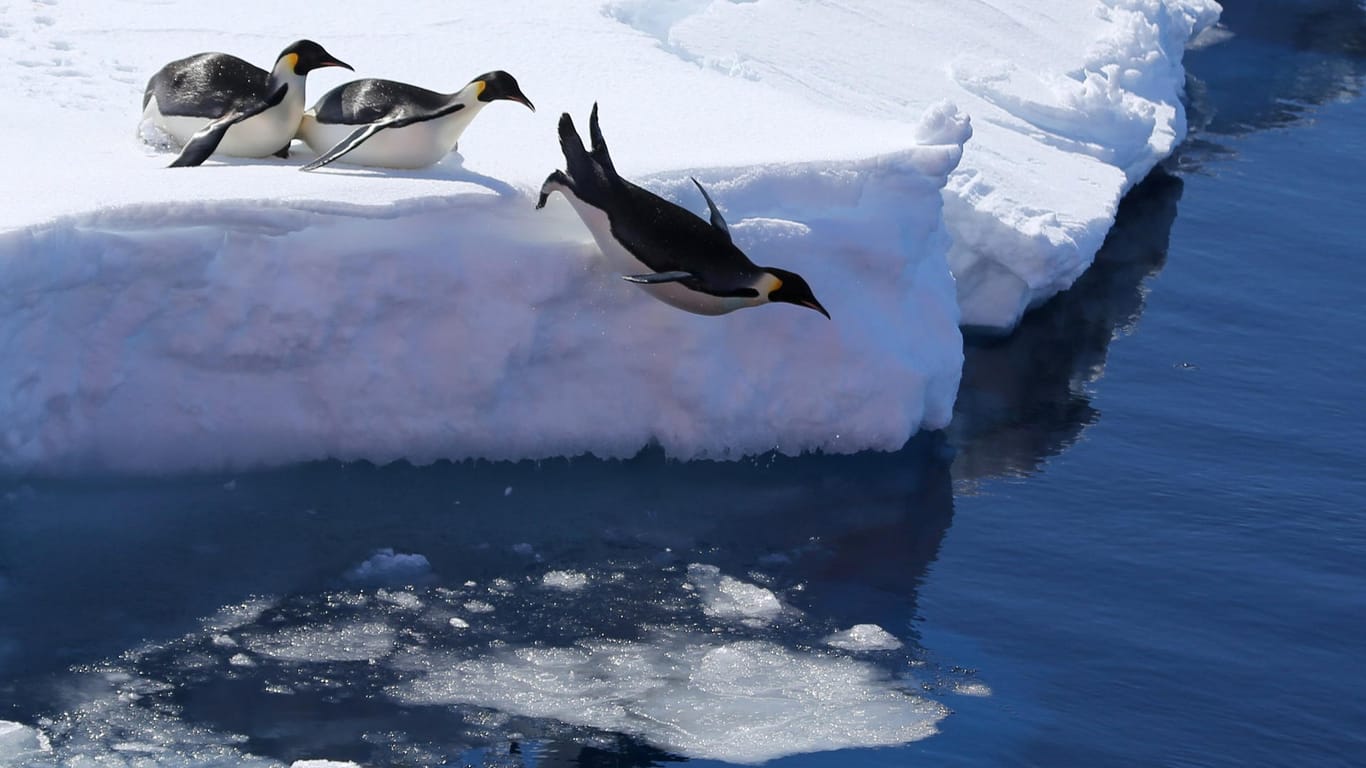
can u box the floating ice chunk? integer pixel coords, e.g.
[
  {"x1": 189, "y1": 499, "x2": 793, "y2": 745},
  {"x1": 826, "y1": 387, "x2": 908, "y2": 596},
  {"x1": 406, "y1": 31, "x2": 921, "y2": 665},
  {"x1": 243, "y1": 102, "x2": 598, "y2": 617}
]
[
  {"x1": 376, "y1": 588, "x2": 424, "y2": 611},
  {"x1": 292, "y1": 761, "x2": 363, "y2": 768},
  {"x1": 203, "y1": 598, "x2": 275, "y2": 632},
  {"x1": 0, "y1": 721, "x2": 51, "y2": 762},
  {"x1": 825, "y1": 624, "x2": 904, "y2": 651},
  {"x1": 953, "y1": 681, "x2": 993, "y2": 697},
  {"x1": 246, "y1": 621, "x2": 395, "y2": 663},
  {"x1": 394, "y1": 631, "x2": 946, "y2": 764},
  {"x1": 448, "y1": 617, "x2": 470, "y2": 629},
  {"x1": 686, "y1": 564, "x2": 784, "y2": 623},
  {"x1": 345, "y1": 549, "x2": 433, "y2": 587},
  {"x1": 542, "y1": 570, "x2": 589, "y2": 591},
  {"x1": 463, "y1": 600, "x2": 496, "y2": 614}
]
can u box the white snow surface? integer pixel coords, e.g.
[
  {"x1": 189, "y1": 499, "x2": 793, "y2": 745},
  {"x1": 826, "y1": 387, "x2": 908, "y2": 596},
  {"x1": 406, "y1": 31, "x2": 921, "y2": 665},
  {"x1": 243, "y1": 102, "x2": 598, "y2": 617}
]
[{"x1": 0, "y1": 0, "x2": 1216, "y2": 473}]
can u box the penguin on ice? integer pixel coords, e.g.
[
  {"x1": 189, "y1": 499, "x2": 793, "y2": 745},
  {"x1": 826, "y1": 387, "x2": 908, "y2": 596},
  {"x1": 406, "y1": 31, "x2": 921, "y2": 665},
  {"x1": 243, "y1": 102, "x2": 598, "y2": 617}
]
[
  {"x1": 536, "y1": 105, "x2": 830, "y2": 318},
  {"x1": 142, "y1": 39, "x2": 351, "y2": 168},
  {"x1": 297, "y1": 71, "x2": 534, "y2": 171}
]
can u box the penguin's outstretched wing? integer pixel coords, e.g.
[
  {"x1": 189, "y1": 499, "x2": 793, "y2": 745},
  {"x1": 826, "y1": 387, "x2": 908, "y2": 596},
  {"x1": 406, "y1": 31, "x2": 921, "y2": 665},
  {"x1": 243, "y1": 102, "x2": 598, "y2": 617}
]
[
  {"x1": 300, "y1": 102, "x2": 467, "y2": 172},
  {"x1": 621, "y1": 271, "x2": 695, "y2": 284},
  {"x1": 690, "y1": 177, "x2": 731, "y2": 240},
  {"x1": 168, "y1": 84, "x2": 290, "y2": 168}
]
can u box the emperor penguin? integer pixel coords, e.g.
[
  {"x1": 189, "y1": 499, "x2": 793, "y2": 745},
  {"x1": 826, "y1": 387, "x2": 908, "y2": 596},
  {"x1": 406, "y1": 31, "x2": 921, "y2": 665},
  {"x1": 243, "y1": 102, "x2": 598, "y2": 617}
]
[
  {"x1": 536, "y1": 105, "x2": 830, "y2": 319},
  {"x1": 297, "y1": 71, "x2": 534, "y2": 171},
  {"x1": 142, "y1": 40, "x2": 352, "y2": 168}
]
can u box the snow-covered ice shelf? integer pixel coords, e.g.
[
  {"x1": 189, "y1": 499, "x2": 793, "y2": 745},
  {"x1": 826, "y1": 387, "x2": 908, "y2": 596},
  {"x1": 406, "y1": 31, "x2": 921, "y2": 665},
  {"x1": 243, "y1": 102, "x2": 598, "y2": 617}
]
[{"x1": 0, "y1": 0, "x2": 1217, "y2": 473}]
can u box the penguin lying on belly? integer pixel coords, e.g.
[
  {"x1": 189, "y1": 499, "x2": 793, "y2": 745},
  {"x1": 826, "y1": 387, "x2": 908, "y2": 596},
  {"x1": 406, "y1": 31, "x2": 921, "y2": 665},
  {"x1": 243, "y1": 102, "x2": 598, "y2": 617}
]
[
  {"x1": 297, "y1": 71, "x2": 534, "y2": 171},
  {"x1": 142, "y1": 40, "x2": 351, "y2": 168},
  {"x1": 537, "y1": 105, "x2": 829, "y2": 319}
]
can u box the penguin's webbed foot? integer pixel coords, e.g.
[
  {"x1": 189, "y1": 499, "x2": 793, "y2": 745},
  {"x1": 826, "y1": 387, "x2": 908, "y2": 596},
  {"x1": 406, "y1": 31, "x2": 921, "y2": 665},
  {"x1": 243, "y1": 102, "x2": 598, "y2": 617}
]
[{"x1": 273, "y1": 143, "x2": 291, "y2": 159}]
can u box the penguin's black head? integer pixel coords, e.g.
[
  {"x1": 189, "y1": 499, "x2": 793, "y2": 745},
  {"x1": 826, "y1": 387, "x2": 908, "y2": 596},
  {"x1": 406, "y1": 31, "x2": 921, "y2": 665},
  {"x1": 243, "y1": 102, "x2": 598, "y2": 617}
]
[
  {"x1": 765, "y1": 267, "x2": 830, "y2": 319},
  {"x1": 278, "y1": 40, "x2": 352, "y2": 75},
  {"x1": 471, "y1": 71, "x2": 535, "y2": 111}
]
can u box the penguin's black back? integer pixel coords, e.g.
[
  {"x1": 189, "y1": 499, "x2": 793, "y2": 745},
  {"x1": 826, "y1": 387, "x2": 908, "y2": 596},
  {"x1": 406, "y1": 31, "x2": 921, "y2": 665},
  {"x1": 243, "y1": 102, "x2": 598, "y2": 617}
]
[
  {"x1": 557, "y1": 111, "x2": 761, "y2": 285},
  {"x1": 144, "y1": 53, "x2": 271, "y2": 117},
  {"x1": 312, "y1": 79, "x2": 453, "y2": 125}
]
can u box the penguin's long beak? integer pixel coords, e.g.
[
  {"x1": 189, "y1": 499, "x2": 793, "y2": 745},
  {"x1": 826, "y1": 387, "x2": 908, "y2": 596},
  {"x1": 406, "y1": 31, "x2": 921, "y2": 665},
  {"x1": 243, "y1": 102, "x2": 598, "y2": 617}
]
[
  {"x1": 510, "y1": 93, "x2": 535, "y2": 112},
  {"x1": 802, "y1": 299, "x2": 831, "y2": 319},
  {"x1": 323, "y1": 58, "x2": 354, "y2": 71}
]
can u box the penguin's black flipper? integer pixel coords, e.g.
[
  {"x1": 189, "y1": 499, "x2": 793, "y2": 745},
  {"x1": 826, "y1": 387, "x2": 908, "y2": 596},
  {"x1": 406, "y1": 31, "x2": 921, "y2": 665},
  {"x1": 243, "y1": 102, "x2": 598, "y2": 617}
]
[
  {"x1": 273, "y1": 144, "x2": 291, "y2": 159},
  {"x1": 691, "y1": 177, "x2": 731, "y2": 240},
  {"x1": 302, "y1": 103, "x2": 467, "y2": 172},
  {"x1": 168, "y1": 84, "x2": 289, "y2": 168},
  {"x1": 622, "y1": 271, "x2": 695, "y2": 284},
  {"x1": 169, "y1": 118, "x2": 232, "y2": 167},
  {"x1": 301, "y1": 123, "x2": 383, "y2": 171}
]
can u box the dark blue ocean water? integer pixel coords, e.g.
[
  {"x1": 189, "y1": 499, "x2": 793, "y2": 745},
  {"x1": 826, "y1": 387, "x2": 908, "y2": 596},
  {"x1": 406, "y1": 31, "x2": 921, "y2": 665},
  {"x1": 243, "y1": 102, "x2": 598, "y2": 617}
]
[{"x1": 2, "y1": 4, "x2": 1364, "y2": 767}]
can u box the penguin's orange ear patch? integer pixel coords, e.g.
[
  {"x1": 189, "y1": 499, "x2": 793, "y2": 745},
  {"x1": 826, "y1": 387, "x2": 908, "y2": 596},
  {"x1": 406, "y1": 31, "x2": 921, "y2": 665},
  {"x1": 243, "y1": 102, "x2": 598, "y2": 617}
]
[
  {"x1": 475, "y1": 80, "x2": 487, "y2": 96},
  {"x1": 284, "y1": 53, "x2": 300, "y2": 71}
]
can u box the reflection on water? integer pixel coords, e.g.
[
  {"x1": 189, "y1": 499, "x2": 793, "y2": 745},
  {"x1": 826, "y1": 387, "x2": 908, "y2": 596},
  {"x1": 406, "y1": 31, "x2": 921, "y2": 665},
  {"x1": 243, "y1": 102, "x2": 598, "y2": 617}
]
[
  {"x1": 1180, "y1": 0, "x2": 1366, "y2": 166},
  {"x1": 948, "y1": 169, "x2": 1182, "y2": 485}
]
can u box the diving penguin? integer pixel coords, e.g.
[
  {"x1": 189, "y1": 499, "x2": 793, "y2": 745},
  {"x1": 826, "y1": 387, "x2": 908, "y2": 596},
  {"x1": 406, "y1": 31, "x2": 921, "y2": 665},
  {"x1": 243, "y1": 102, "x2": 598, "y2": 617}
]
[
  {"x1": 142, "y1": 39, "x2": 352, "y2": 168},
  {"x1": 297, "y1": 71, "x2": 534, "y2": 171},
  {"x1": 536, "y1": 105, "x2": 830, "y2": 318}
]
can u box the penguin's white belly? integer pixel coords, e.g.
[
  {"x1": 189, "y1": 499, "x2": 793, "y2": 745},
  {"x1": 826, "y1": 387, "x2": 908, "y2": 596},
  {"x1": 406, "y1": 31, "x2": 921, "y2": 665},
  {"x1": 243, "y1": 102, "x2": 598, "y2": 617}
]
[
  {"x1": 559, "y1": 192, "x2": 761, "y2": 316},
  {"x1": 143, "y1": 96, "x2": 302, "y2": 158},
  {"x1": 298, "y1": 109, "x2": 476, "y2": 169}
]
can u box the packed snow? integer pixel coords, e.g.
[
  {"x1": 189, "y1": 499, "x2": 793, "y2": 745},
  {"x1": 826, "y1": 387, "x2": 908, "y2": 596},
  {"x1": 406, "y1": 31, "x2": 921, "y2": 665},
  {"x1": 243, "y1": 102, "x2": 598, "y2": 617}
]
[{"x1": 0, "y1": 0, "x2": 1216, "y2": 473}]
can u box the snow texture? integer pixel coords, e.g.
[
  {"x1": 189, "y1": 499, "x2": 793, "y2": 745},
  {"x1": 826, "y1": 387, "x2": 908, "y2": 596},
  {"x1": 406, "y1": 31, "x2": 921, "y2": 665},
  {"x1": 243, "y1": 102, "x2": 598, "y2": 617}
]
[{"x1": 0, "y1": 0, "x2": 1216, "y2": 473}]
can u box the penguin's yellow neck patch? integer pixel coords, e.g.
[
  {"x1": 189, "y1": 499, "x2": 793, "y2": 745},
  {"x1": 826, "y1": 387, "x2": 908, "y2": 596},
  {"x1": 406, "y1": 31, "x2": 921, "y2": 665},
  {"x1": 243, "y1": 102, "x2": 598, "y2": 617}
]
[
  {"x1": 760, "y1": 273, "x2": 783, "y2": 298},
  {"x1": 475, "y1": 80, "x2": 487, "y2": 97},
  {"x1": 283, "y1": 53, "x2": 299, "y2": 72}
]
